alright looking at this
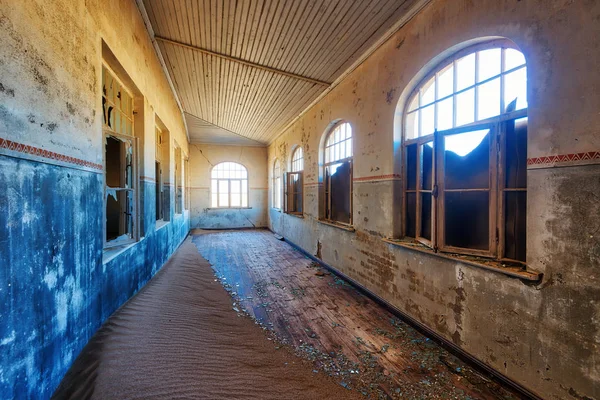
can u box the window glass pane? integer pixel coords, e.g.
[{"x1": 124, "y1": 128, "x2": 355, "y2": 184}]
[
  {"x1": 477, "y1": 77, "x2": 501, "y2": 120},
  {"x1": 231, "y1": 193, "x2": 241, "y2": 207},
  {"x1": 219, "y1": 180, "x2": 228, "y2": 193},
  {"x1": 346, "y1": 139, "x2": 352, "y2": 158},
  {"x1": 437, "y1": 64, "x2": 454, "y2": 99},
  {"x1": 505, "y1": 118, "x2": 528, "y2": 189},
  {"x1": 405, "y1": 111, "x2": 419, "y2": 140},
  {"x1": 408, "y1": 94, "x2": 419, "y2": 112},
  {"x1": 456, "y1": 88, "x2": 475, "y2": 126},
  {"x1": 504, "y1": 67, "x2": 527, "y2": 111},
  {"x1": 444, "y1": 129, "x2": 490, "y2": 189},
  {"x1": 211, "y1": 193, "x2": 218, "y2": 208},
  {"x1": 456, "y1": 53, "x2": 475, "y2": 91},
  {"x1": 231, "y1": 180, "x2": 241, "y2": 194},
  {"x1": 504, "y1": 191, "x2": 527, "y2": 262},
  {"x1": 420, "y1": 142, "x2": 434, "y2": 190},
  {"x1": 405, "y1": 193, "x2": 416, "y2": 238},
  {"x1": 478, "y1": 48, "x2": 501, "y2": 82},
  {"x1": 219, "y1": 193, "x2": 228, "y2": 207},
  {"x1": 445, "y1": 191, "x2": 489, "y2": 250},
  {"x1": 437, "y1": 97, "x2": 453, "y2": 131},
  {"x1": 421, "y1": 104, "x2": 435, "y2": 137},
  {"x1": 406, "y1": 144, "x2": 417, "y2": 191},
  {"x1": 421, "y1": 76, "x2": 436, "y2": 106},
  {"x1": 242, "y1": 179, "x2": 248, "y2": 194},
  {"x1": 420, "y1": 193, "x2": 432, "y2": 241},
  {"x1": 505, "y1": 48, "x2": 526, "y2": 71}
]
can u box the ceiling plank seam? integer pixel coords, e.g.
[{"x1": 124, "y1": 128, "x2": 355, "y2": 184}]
[{"x1": 155, "y1": 36, "x2": 332, "y2": 87}]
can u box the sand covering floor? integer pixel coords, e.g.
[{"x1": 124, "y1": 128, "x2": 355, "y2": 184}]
[{"x1": 52, "y1": 238, "x2": 361, "y2": 400}]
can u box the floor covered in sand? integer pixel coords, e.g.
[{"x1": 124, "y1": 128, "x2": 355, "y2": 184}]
[{"x1": 54, "y1": 229, "x2": 522, "y2": 399}]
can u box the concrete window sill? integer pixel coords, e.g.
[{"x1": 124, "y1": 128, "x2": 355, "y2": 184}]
[
  {"x1": 285, "y1": 212, "x2": 304, "y2": 219},
  {"x1": 271, "y1": 208, "x2": 282, "y2": 212},
  {"x1": 318, "y1": 219, "x2": 355, "y2": 232},
  {"x1": 102, "y1": 242, "x2": 137, "y2": 264},
  {"x1": 382, "y1": 238, "x2": 542, "y2": 282},
  {"x1": 155, "y1": 220, "x2": 170, "y2": 231},
  {"x1": 207, "y1": 207, "x2": 253, "y2": 210}
]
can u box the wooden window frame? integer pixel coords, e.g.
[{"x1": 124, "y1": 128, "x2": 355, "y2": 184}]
[
  {"x1": 322, "y1": 122, "x2": 353, "y2": 226},
  {"x1": 155, "y1": 126, "x2": 164, "y2": 222},
  {"x1": 272, "y1": 159, "x2": 281, "y2": 210},
  {"x1": 211, "y1": 162, "x2": 249, "y2": 208},
  {"x1": 286, "y1": 147, "x2": 304, "y2": 214},
  {"x1": 402, "y1": 40, "x2": 528, "y2": 264},
  {"x1": 102, "y1": 64, "x2": 139, "y2": 249}
]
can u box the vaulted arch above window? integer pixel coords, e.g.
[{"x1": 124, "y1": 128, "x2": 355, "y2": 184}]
[{"x1": 405, "y1": 41, "x2": 527, "y2": 140}]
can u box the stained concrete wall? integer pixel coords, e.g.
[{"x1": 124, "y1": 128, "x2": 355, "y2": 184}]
[
  {"x1": 0, "y1": 0, "x2": 189, "y2": 398},
  {"x1": 268, "y1": 1, "x2": 600, "y2": 399},
  {"x1": 189, "y1": 144, "x2": 268, "y2": 229}
]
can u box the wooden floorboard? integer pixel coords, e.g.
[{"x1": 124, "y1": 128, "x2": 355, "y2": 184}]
[{"x1": 191, "y1": 228, "x2": 522, "y2": 400}]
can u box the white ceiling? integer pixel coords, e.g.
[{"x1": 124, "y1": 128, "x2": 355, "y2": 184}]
[{"x1": 140, "y1": 0, "x2": 424, "y2": 146}]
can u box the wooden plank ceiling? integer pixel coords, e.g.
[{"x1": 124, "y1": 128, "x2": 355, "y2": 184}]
[{"x1": 142, "y1": 0, "x2": 416, "y2": 145}]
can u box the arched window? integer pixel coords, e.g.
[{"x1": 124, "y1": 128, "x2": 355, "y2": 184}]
[
  {"x1": 211, "y1": 162, "x2": 248, "y2": 208},
  {"x1": 402, "y1": 40, "x2": 527, "y2": 262},
  {"x1": 286, "y1": 147, "x2": 304, "y2": 214},
  {"x1": 272, "y1": 159, "x2": 281, "y2": 209},
  {"x1": 323, "y1": 122, "x2": 353, "y2": 225}
]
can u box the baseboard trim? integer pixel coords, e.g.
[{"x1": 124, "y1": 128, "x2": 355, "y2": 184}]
[{"x1": 282, "y1": 235, "x2": 542, "y2": 400}]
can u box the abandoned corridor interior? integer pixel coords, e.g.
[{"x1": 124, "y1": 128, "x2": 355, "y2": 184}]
[{"x1": 1, "y1": 0, "x2": 599, "y2": 399}]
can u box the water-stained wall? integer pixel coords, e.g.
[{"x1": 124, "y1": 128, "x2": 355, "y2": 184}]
[
  {"x1": 268, "y1": 1, "x2": 600, "y2": 399},
  {"x1": 189, "y1": 144, "x2": 268, "y2": 229},
  {"x1": 0, "y1": 0, "x2": 189, "y2": 398}
]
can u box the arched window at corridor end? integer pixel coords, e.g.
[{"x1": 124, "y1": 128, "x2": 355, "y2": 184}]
[
  {"x1": 323, "y1": 122, "x2": 353, "y2": 226},
  {"x1": 401, "y1": 39, "x2": 527, "y2": 263},
  {"x1": 211, "y1": 162, "x2": 248, "y2": 208}
]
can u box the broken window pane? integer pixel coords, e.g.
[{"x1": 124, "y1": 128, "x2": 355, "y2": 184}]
[
  {"x1": 420, "y1": 142, "x2": 433, "y2": 190},
  {"x1": 328, "y1": 161, "x2": 351, "y2": 224},
  {"x1": 106, "y1": 189, "x2": 133, "y2": 243},
  {"x1": 444, "y1": 129, "x2": 490, "y2": 189},
  {"x1": 504, "y1": 191, "x2": 527, "y2": 261},
  {"x1": 445, "y1": 191, "x2": 489, "y2": 250}
]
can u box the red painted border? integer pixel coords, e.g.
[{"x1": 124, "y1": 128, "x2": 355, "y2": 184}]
[
  {"x1": 0, "y1": 138, "x2": 103, "y2": 170},
  {"x1": 527, "y1": 151, "x2": 600, "y2": 166}
]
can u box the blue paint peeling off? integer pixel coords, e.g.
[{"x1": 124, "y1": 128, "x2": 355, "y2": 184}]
[{"x1": 0, "y1": 156, "x2": 189, "y2": 399}]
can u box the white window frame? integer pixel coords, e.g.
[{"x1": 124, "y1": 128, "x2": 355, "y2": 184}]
[
  {"x1": 211, "y1": 162, "x2": 249, "y2": 208},
  {"x1": 286, "y1": 147, "x2": 304, "y2": 214},
  {"x1": 323, "y1": 122, "x2": 353, "y2": 225}
]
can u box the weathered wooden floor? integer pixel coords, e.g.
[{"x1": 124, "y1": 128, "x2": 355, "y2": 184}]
[{"x1": 191, "y1": 229, "x2": 521, "y2": 400}]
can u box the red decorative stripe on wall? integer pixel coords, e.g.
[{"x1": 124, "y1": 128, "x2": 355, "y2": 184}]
[
  {"x1": 0, "y1": 138, "x2": 103, "y2": 170},
  {"x1": 527, "y1": 151, "x2": 600, "y2": 167}
]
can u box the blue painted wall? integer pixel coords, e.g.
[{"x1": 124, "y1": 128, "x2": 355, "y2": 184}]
[{"x1": 0, "y1": 156, "x2": 189, "y2": 399}]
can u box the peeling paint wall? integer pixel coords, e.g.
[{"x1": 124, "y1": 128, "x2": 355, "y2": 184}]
[
  {"x1": 268, "y1": 1, "x2": 600, "y2": 399},
  {"x1": 0, "y1": 0, "x2": 189, "y2": 398},
  {"x1": 189, "y1": 144, "x2": 268, "y2": 229}
]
